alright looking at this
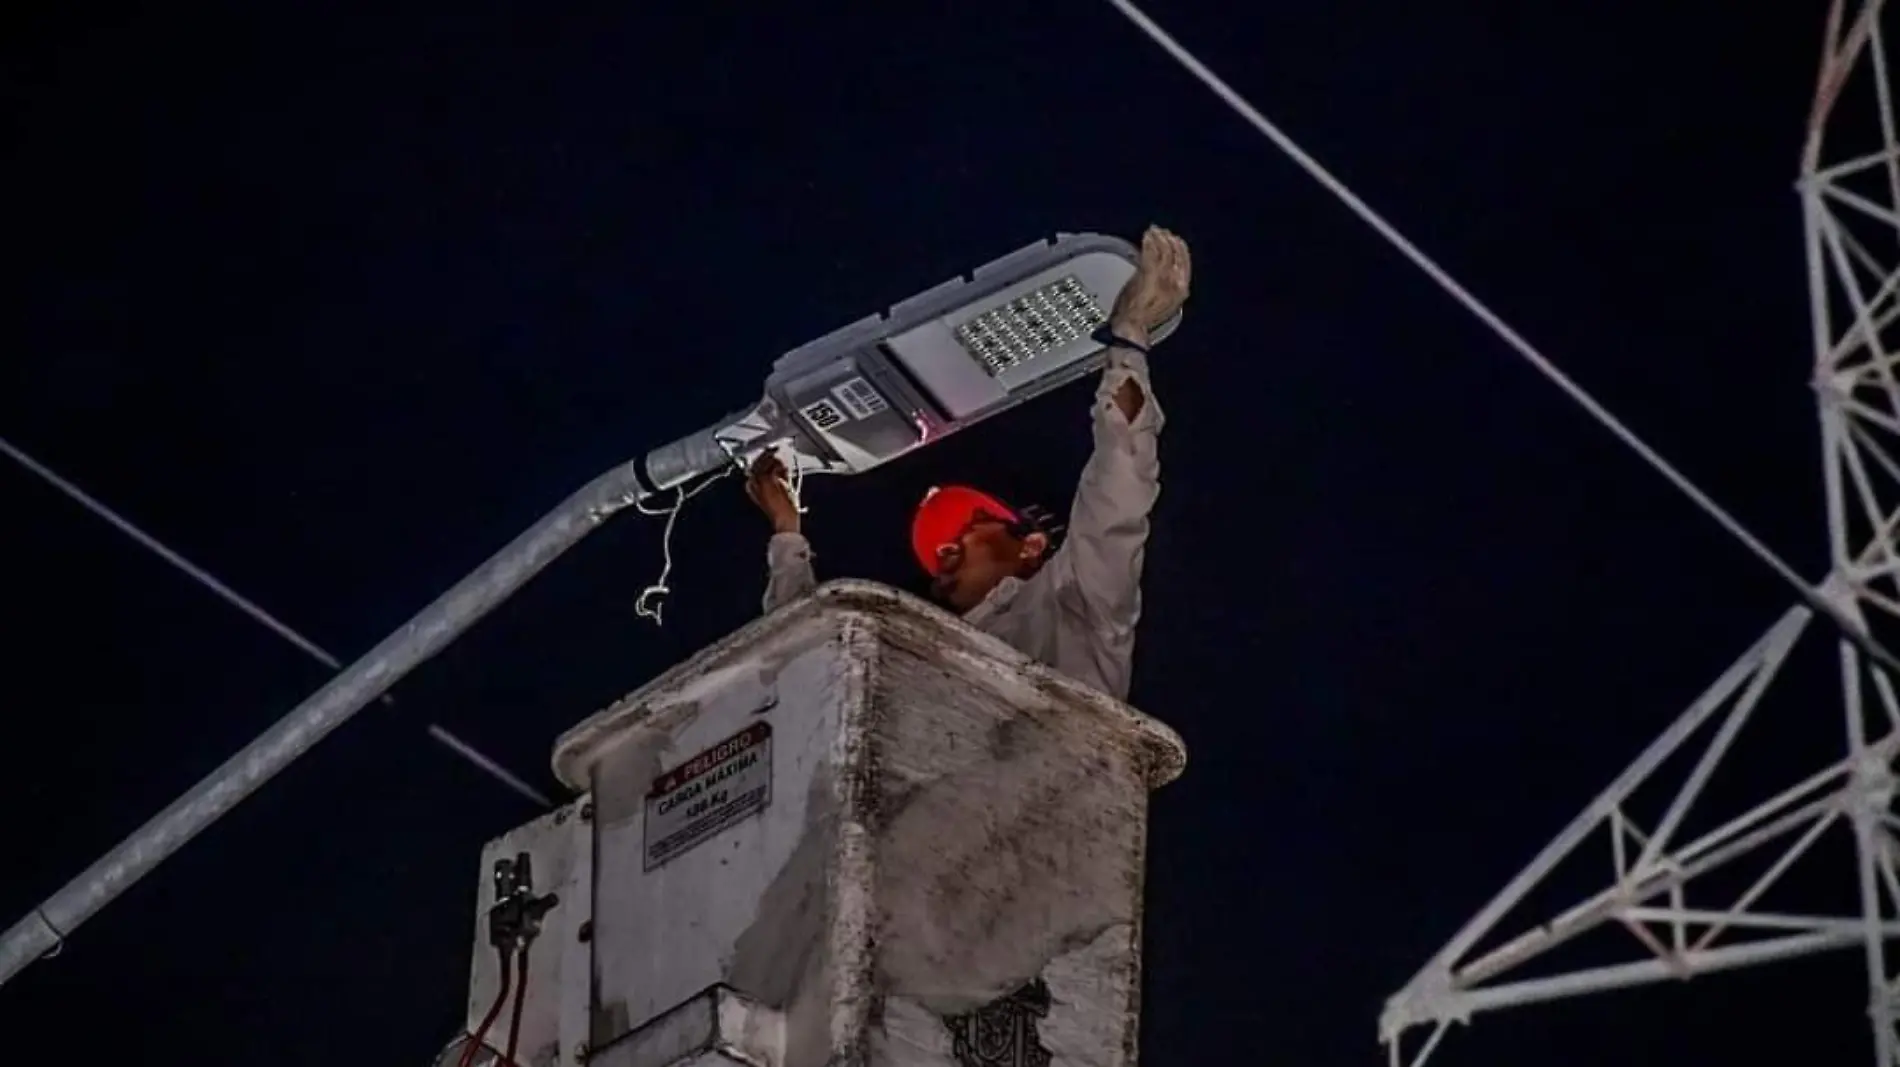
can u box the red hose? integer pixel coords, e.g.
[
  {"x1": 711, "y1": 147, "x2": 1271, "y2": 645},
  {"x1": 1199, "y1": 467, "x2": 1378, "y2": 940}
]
[{"x1": 458, "y1": 947, "x2": 513, "y2": 1067}]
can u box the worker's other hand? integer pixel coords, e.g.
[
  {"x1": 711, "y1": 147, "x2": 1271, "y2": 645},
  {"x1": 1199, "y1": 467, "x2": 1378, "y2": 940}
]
[
  {"x1": 1109, "y1": 225, "x2": 1192, "y2": 344},
  {"x1": 746, "y1": 453, "x2": 801, "y2": 535}
]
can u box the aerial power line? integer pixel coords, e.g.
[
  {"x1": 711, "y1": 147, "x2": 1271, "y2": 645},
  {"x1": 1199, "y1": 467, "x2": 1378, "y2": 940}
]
[
  {"x1": 1104, "y1": 0, "x2": 1900, "y2": 676},
  {"x1": 0, "y1": 434, "x2": 552, "y2": 809}
]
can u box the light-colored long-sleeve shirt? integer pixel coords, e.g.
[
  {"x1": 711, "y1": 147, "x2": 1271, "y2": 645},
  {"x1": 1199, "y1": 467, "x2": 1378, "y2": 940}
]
[
  {"x1": 762, "y1": 528, "x2": 819, "y2": 613},
  {"x1": 760, "y1": 346, "x2": 1163, "y2": 701}
]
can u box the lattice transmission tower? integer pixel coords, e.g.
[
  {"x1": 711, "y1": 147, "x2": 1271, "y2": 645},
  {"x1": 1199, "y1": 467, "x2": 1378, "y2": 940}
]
[{"x1": 1382, "y1": 2, "x2": 1900, "y2": 1064}]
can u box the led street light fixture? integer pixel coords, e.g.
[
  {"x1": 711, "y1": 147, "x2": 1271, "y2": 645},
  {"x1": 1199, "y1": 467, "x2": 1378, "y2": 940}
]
[{"x1": 641, "y1": 231, "x2": 1181, "y2": 492}]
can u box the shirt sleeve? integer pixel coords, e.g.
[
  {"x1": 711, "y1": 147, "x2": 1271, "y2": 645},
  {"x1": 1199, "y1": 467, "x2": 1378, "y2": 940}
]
[
  {"x1": 762, "y1": 531, "x2": 818, "y2": 614},
  {"x1": 1043, "y1": 345, "x2": 1165, "y2": 635}
]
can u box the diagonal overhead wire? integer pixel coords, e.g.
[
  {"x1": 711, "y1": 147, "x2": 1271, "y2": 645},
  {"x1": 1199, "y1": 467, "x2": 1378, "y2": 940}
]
[
  {"x1": 1103, "y1": 0, "x2": 1900, "y2": 679},
  {"x1": 0, "y1": 433, "x2": 552, "y2": 808}
]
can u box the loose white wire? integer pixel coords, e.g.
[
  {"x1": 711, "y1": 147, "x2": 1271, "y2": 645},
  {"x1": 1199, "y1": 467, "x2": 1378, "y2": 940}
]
[
  {"x1": 634, "y1": 465, "x2": 735, "y2": 625},
  {"x1": 629, "y1": 438, "x2": 830, "y2": 626},
  {"x1": 1103, "y1": 0, "x2": 1828, "y2": 613},
  {"x1": 786, "y1": 452, "x2": 809, "y2": 514},
  {"x1": 0, "y1": 434, "x2": 552, "y2": 808}
]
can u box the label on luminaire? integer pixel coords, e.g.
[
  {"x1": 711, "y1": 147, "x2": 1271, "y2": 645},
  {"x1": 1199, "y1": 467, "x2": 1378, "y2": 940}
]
[
  {"x1": 799, "y1": 397, "x2": 848, "y2": 431},
  {"x1": 643, "y1": 722, "x2": 773, "y2": 870},
  {"x1": 831, "y1": 376, "x2": 889, "y2": 420},
  {"x1": 798, "y1": 376, "x2": 888, "y2": 430}
]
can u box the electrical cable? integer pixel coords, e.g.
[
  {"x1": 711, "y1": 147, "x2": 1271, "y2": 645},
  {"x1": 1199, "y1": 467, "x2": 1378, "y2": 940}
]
[
  {"x1": 633, "y1": 436, "x2": 829, "y2": 625},
  {"x1": 0, "y1": 434, "x2": 335, "y2": 665},
  {"x1": 634, "y1": 463, "x2": 737, "y2": 625},
  {"x1": 0, "y1": 433, "x2": 552, "y2": 808},
  {"x1": 504, "y1": 946, "x2": 530, "y2": 1067},
  {"x1": 1102, "y1": 0, "x2": 1900, "y2": 680},
  {"x1": 459, "y1": 945, "x2": 513, "y2": 1067}
]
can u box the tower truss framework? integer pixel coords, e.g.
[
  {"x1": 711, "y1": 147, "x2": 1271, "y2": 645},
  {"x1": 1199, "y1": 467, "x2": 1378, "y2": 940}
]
[{"x1": 1382, "y1": 3, "x2": 1900, "y2": 1064}]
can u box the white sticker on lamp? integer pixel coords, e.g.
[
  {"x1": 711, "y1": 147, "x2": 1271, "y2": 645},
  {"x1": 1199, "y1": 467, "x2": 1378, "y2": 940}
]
[
  {"x1": 831, "y1": 376, "x2": 889, "y2": 420},
  {"x1": 799, "y1": 397, "x2": 847, "y2": 432}
]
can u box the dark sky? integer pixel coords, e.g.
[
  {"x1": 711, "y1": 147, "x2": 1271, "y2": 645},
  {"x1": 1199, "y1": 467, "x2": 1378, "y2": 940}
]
[{"x1": 0, "y1": 2, "x2": 1872, "y2": 1064}]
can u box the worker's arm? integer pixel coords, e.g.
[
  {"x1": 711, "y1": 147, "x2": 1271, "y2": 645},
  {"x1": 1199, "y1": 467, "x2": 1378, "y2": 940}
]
[
  {"x1": 748, "y1": 454, "x2": 815, "y2": 613},
  {"x1": 762, "y1": 531, "x2": 817, "y2": 613},
  {"x1": 1042, "y1": 226, "x2": 1190, "y2": 631},
  {"x1": 1044, "y1": 332, "x2": 1164, "y2": 631}
]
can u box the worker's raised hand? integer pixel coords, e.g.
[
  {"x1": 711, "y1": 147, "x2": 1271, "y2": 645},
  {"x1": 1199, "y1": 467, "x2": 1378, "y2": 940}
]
[
  {"x1": 1109, "y1": 225, "x2": 1192, "y2": 342},
  {"x1": 745, "y1": 453, "x2": 801, "y2": 535}
]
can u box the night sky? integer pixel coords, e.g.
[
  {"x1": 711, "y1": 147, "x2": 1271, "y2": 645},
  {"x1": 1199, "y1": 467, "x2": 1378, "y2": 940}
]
[{"x1": 0, "y1": 3, "x2": 1872, "y2": 1064}]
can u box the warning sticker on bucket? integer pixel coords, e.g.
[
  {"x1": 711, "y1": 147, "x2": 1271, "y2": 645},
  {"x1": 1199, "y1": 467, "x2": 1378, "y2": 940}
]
[{"x1": 644, "y1": 722, "x2": 773, "y2": 870}]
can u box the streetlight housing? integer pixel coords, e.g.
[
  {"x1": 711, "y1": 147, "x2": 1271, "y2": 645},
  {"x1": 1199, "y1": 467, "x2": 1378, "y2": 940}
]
[{"x1": 642, "y1": 232, "x2": 1179, "y2": 491}]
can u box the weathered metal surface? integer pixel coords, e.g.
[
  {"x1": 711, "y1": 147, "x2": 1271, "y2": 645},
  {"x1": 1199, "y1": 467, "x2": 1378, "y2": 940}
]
[
  {"x1": 587, "y1": 628, "x2": 846, "y2": 1060},
  {"x1": 466, "y1": 799, "x2": 594, "y2": 1067},
  {"x1": 551, "y1": 581, "x2": 1184, "y2": 791},
  {"x1": 471, "y1": 578, "x2": 1183, "y2": 1067},
  {"x1": 587, "y1": 984, "x2": 784, "y2": 1067},
  {"x1": 558, "y1": 801, "x2": 596, "y2": 1067},
  {"x1": 867, "y1": 591, "x2": 1156, "y2": 1067},
  {"x1": 944, "y1": 981, "x2": 1053, "y2": 1067}
]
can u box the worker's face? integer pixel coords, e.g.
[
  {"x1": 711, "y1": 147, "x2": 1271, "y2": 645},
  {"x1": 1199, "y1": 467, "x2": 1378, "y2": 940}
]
[{"x1": 930, "y1": 513, "x2": 1047, "y2": 612}]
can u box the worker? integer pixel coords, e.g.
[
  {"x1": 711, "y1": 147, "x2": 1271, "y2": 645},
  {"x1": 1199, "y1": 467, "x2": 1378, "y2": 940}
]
[{"x1": 745, "y1": 225, "x2": 1191, "y2": 702}]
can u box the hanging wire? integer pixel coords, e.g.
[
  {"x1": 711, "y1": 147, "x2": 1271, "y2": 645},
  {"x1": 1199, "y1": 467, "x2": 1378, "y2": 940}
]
[
  {"x1": 632, "y1": 439, "x2": 822, "y2": 626},
  {"x1": 503, "y1": 945, "x2": 530, "y2": 1067},
  {"x1": 784, "y1": 451, "x2": 810, "y2": 514},
  {"x1": 1103, "y1": 0, "x2": 1900, "y2": 680},
  {"x1": 0, "y1": 434, "x2": 553, "y2": 808},
  {"x1": 458, "y1": 946, "x2": 513, "y2": 1067},
  {"x1": 633, "y1": 466, "x2": 733, "y2": 625}
]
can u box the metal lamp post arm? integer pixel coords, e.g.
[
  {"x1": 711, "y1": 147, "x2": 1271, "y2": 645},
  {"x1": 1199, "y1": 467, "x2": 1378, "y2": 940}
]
[{"x1": 0, "y1": 440, "x2": 713, "y2": 988}]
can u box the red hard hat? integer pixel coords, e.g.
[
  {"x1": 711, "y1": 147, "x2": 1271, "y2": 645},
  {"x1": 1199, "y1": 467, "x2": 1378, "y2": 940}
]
[{"x1": 911, "y1": 485, "x2": 1020, "y2": 576}]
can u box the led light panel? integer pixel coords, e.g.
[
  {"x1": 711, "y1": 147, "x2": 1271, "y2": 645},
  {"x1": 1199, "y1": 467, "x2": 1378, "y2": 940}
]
[{"x1": 952, "y1": 275, "x2": 1108, "y2": 376}]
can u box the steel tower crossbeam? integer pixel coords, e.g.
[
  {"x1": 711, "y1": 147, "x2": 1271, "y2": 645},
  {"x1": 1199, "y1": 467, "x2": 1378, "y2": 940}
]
[{"x1": 1382, "y1": 4, "x2": 1900, "y2": 1064}]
